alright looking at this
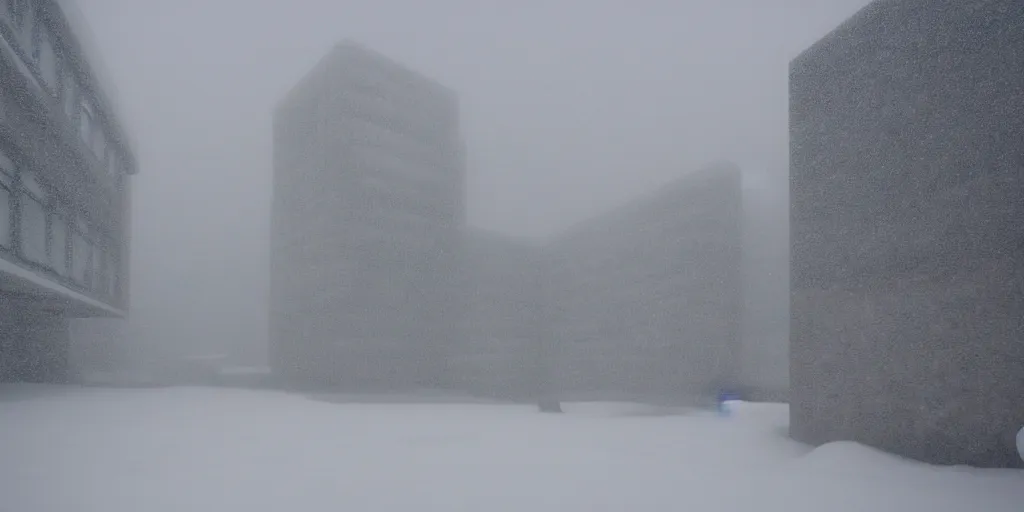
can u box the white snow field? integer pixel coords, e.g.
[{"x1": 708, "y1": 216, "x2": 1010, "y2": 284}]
[{"x1": 0, "y1": 385, "x2": 1021, "y2": 512}]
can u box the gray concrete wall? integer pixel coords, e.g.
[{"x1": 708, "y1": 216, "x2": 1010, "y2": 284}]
[
  {"x1": 547, "y1": 163, "x2": 744, "y2": 404},
  {"x1": 0, "y1": 304, "x2": 69, "y2": 383},
  {"x1": 455, "y1": 229, "x2": 546, "y2": 401},
  {"x1": 790, "y1": 0, "x2": 1024, "y2": 468}
]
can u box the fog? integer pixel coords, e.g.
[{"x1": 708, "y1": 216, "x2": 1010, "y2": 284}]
[{"x1": 74, "y1": 0, "x2": 870, "y2": 368}]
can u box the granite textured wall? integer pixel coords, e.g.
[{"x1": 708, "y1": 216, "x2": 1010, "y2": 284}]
[
  {"x1": 790, "y1": 0, "x2": 1024, "y2": 468},
  {"x1": 547, "y1": 163, "x2": 744, "y2": 404}
]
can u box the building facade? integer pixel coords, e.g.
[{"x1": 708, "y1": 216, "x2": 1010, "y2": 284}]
[
  {"x1": 546, "y1": 163, "x2": 744, "y2": 403},
  {"x1": 740, "y1": 171, "x2": 789, "y2": 401},
  {"x1": 0, "y1": 0, "x2": 137, "y2": 383},
  {"x1": 271, "y1": 41, "x2": 464, "y2": 390},
  {"x1": 790, "y1": 0, "x2": 1024, "y2": 468},
  {"x1": 455, "y1": 229, "x2": 548, "y2": 401}
]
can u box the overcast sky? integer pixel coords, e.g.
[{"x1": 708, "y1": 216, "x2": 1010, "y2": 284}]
[{"x1": 77, "y1": 0, "x2": 869, "y2": 361}]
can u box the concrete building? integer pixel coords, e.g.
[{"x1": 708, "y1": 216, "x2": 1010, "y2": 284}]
[
  {"x1": 454, "y1": 229, "x2": 548, "y2": 401},
  {"x1": 740, "y1": 171, "x2": 789, "y2": 401},
  {"x1": 453, "y1": 166, "x2": 787, "y2": 404},
  {"x1": 0, "y1": 0, "x2": 137, "y2": 383},
  {"x1": 790, "y1": 0, "x2": 1024, "y2": 468},
  {"x1": 546, "y1": 162, "x2": 744, "y2": 403},
  {"x1": 271, "y1": 41, "x2": 464, "y2": 390}
]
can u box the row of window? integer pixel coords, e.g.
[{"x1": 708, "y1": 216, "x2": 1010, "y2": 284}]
[
  {"x1": 349, "y1": 182, "x2": 454, "y2": 231},
  {"x1": 340, "y1": 51, "x2": 456, "y2": 126},
  {"x1": 346, "y1": 77, "x2": 455, "y2": 136},
  {"x1": 339, "y1": 91, "x2": 455, "y2": 150},
  {"x1": 0, "y1": 0, "x2": 124, "y2": 182},
  {"x1": 347, "y1": 118, "x2": 455, "y2": 179},
  {"x1": 0, "y1": 148, "x2": 119, "y2": 301}
]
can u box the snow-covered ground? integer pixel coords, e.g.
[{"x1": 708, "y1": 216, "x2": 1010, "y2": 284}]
[{"x1": 0, "y1": 385, "x2": 1021, "y2": 512}]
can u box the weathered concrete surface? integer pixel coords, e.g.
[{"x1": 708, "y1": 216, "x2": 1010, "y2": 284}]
[
  {"x1": 547, "y1": 162, "x2": 744, "y2": 404},
  {"x1": 0, "y1": 307, "x2": 70, "y2": 383},
  {"x1": 790, "y1": 0, "x2": 1024, "y2": 468}
]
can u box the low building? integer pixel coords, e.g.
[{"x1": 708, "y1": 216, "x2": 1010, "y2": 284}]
[
  {"x1": 546, "y1": 162, "x2": 744, "y2": 403},
  {"x1": 740, "y1": 171, "x2": 789, "y2": 401},
  {"x1": 455, "y1": 229, "x2": 547, "y2": 401},
  {"x1": 0, "y1": 0, "x2": 137, "y2": 383},
  {"x1": 270, "y1": 41, "x2": 465, "y2": 390}
]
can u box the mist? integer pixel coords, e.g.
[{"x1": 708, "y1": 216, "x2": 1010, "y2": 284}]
[
  {"x1": 75, "y1": 0, "x2": 869, "y2": 368},
  {"x1": 4, "y1": 1, "x2": 1024, "y2": 509}
]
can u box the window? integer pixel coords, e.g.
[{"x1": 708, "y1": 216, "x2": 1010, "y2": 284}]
[
  {"x1": 50, "y1": 213, "x2": 67, "y2": 275},
  {"x1": 26, "y1": 5, "x2": 37, "y2": 62},
  {"x1": 92, "y1": 127, "x2": 106, "y2": 161},
  {"x1": 0, "y1": 177, "x2": 10, "y2": 248},
  {"x1": 8, "y1": 0, "x2": 26, "y2": 30},
  {"x1": 37, "y1": 28, "x2": 57, "y2": 90},
  {"x1": 105, "y1": 250, "x2": 117, "y2": 297},
  {"x1": 0, "y1": 150, "x2": 13, "y2": 248},
  {"x1": 92, "y1": 244, "x2": 104, "y2": 292},
  {"x1": 112, "y1": 267, "x2": 120, "y2": 300},
  {"x1": 107, "y1": 150, "x2": 118, "y2": 177},
  {"x1": 78, "y1": 102, "x2": 110, "y2": 162},
  {"x1": 63, "y1": 71, "x2": 77, "y2": 121},
  {"x1": 19, "y1": 186, "x2": 47, "y2": 265},
  {"x1": 71, "y1": 230, "x2": 89, "y2": 284},
  {"x1": 78, "y1": 102, "x2": 93, "y2": 146},
  {"x1": 18, "y1": 0, "x2": 32, "y2": 50}
]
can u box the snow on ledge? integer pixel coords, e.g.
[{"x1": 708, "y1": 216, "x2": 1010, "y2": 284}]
[{"x1": 0, "y1": 257, "x2": 124, "y2": 317}]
